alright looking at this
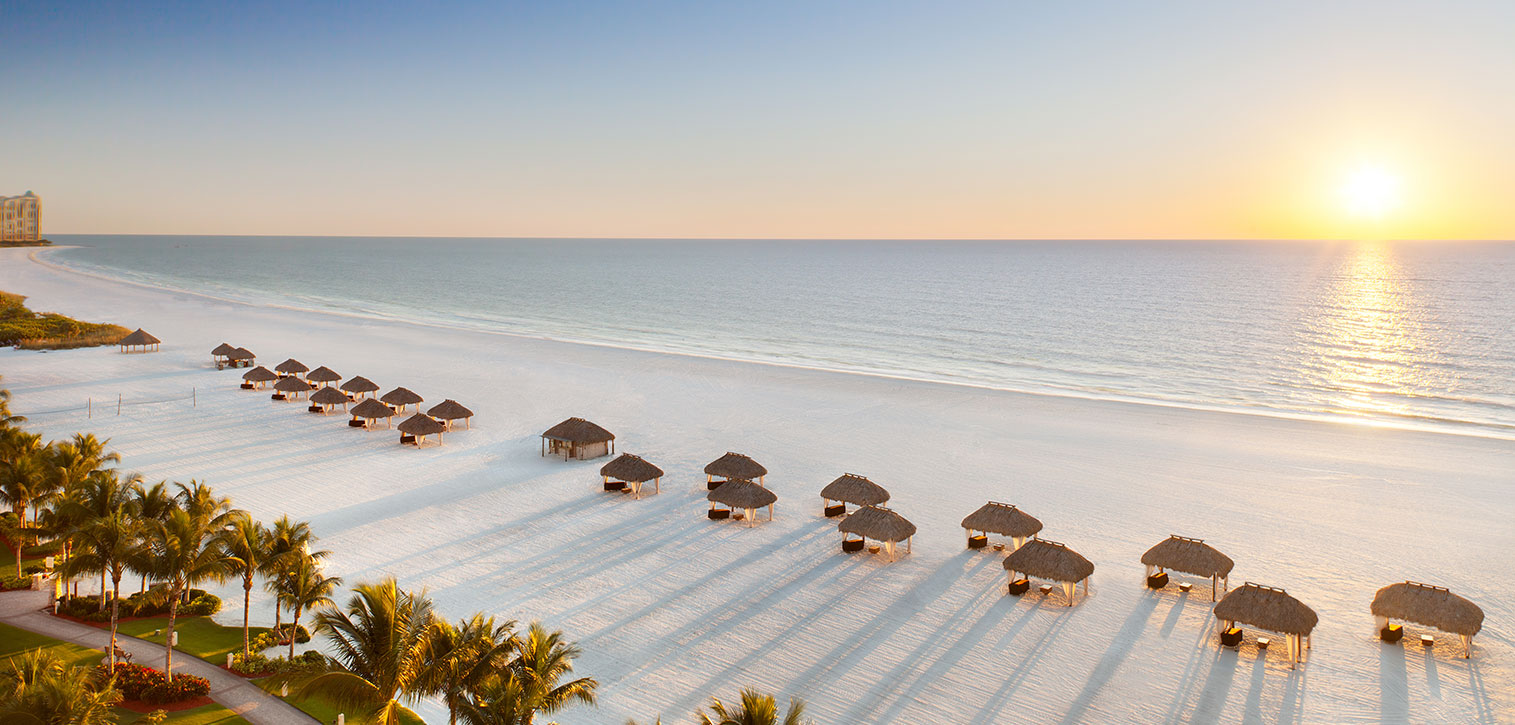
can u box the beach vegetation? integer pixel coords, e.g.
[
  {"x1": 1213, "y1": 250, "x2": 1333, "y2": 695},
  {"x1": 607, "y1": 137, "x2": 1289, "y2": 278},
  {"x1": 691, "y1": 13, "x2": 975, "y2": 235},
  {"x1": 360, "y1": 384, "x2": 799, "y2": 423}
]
[
  {"x1": 0, "y1": 648, "x2": 122, "y2": 724},
  {"x1": 0, "y1": 290, "x2": 130, "y2": 350},
  {"x1": 696, "y1": 688, "x2": 811, "y2": 725}
]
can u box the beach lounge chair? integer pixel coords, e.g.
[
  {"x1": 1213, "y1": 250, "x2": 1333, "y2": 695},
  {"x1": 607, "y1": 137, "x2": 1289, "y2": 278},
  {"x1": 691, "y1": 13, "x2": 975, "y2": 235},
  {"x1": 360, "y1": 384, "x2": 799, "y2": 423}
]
[
  {"x1": 1007, "y1": 578, "x2": 1030, "y2": 595},
  {"x1": 842, "y1": 537, "x2": 865, "y2": 553},
  {"x1": 240, "y1": 382, "x2": 254, "y2": 390},
  {"x1": 271, "y1": 393, "x2": 287, "y2": 401},
  {"x1": 1221, "y1": 628, "x2": 1244, "y2": 648},
  {"x1": 307, "y1": 405, "x2": 323, "y2": 413},
  {"x1": 708, "y1": 507, "x2": 730, "y2": 520},
  {"x1": 967, "y1": 534, "x2": 988, "y2": 549},
  {"x1": 1381, "y1": 624, "x2": 1404, "y2": 642},
  {"x1": 348, "y1": 419, "x2": 366, "y2": 428},
  {"x1": 400, "y1": 434, "x2": 417, "y2": 445},
  {"x1": 604, "y1": 480, "x2": 626, "y2": 491},
  {"x1": 1147, "y1": 571, "x2": 1170, "y2": 589},
  {"x1": 824, "y1": 503, "x2": 846, "y2": 517}
]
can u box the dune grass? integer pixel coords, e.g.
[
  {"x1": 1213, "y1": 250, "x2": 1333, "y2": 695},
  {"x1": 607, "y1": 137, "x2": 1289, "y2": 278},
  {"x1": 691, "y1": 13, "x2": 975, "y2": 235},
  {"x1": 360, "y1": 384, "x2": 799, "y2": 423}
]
[
  {"x1": 116, "y1": 616, "x2": 272, "y2": 663},
  {"x1": 0, "y1": 289, "x2": 130, "y2": 349}
]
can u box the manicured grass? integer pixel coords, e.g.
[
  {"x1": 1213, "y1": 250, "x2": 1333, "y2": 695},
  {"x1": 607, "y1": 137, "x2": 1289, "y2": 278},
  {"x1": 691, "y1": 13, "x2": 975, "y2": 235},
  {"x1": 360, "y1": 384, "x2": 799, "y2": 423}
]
[
  {"x1": 255, "y1": 679, "x2": 424, "y2": 725},
  {"x1": 116, "y1": 616, "x2": 272, "y2": 663},
  {"x1": 0, "y1": 621, "x2": 102, "y2": 669},
  {"x1": 112, "y1": 703, "x2": 250, "y2": 725},
  {"x1": 0, "y1": 538, "x2": 62, "y2": 574}
]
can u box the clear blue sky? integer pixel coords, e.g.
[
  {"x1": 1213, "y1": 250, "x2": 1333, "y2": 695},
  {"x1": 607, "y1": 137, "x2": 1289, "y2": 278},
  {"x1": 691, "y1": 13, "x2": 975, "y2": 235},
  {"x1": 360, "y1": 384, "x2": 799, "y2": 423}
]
[{"x1": 4, "y1": 1, "x2": 1513, "y2": 238}]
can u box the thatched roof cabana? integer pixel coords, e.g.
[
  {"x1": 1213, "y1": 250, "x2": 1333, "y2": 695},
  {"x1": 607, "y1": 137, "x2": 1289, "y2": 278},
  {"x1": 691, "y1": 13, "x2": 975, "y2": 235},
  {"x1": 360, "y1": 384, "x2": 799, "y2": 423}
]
[
  {"x1": 1141, "y1": 535, "x2": 1234, "y2": 598},
  {"x1": 1002, "y1": 538, "x2": 1094, "y2": 606},
  {"x1": 819, "y1": 473, "x2": 888, "y2": 516},
  {"x1": 398, "y1": 413, "x2": 447, "y2": 447},
  {"x1": 211, "y1": 342, "x2": 236, "y2": 364},
  {"x1": 427, "y1": 399, "x2": 474, "y2": 429},
  {"x1": 241, "y1": 366, "x2": 279, "y2": 389},
  {"x1": 704, "y1": 452, "x2": 767, "y2": 488},
  {"x1": 600, "y1": 453, "x2": 664, "y2": 499},
  {"x1": 118, "y1": 328, "x2": 161, "y2": 353},
  {"x1": 229, "y1": 347, "x2": 256, "y2": 364},
  {"x1": 310, "y1": 385, "x2": 350, "y2": 413},
  {"x1": 275, "y1": 358, "x2": 309, "y2": 377},
  {"x1": 341, "y1": 375, "x2": 380, "y2": 397},
  {"x1": 273, "y1": 375, "x2": 314, "y2": 400},
  {"x1": 838, "y1": 505, "x2": 916, "y2": 561},
  {"x1": 306, "y1": 366, "x2": 342, "y2": 386},
  {"x1": 1214, "y1": 583, "x2": 1318, "y2": 665},
  {"x1": 707, "y1": 478, "x2": 777, "y2": 527},
  {"x1": 380, "y1": 387, "x2": 424, "y2": 412},
  {"x1": 961, "y1": 502, "x2": 1042, "y2": 550},
  {"x1": 1372, "y1": 582, "x2": 1483, "y2": 657},
  {"x1": 350, "y1": 398, "x2": 395, "y2": 428},
  {"x1": 540, "y1": 417, "x2": 615, "y2": 461}
]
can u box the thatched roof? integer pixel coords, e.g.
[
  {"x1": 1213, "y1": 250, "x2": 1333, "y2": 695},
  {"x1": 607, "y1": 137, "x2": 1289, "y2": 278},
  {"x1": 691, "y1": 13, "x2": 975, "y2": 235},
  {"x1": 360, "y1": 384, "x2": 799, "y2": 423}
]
[
  {"x1": 1141, "y1": 535, "x2": 1234, "y2": 579},
  {"x1": 350, "y1": 398, "x2": 394, "y2": 419},
  {"x1": 820, "y1": 473, "x2": 889, "y2": 506},
  {"x1": 274, "y1": 376, "x2": 314, "y2": 393},
  {"x1": 310, "y1": 386, "x2": 349, "y2": 406},
  {"x1": 228, "y1": 347, "x2": 256, "y2": 361},
  {"x1": 704, "y1": 452, "x2": 767, "y2": 480},
  {"x1": 211, "y1": 342, "x2": 237, "y2": 356},
  {"x1": 600, "y1": 453, "x2": 663, "y2": 482},
  {"x1": 381, "y1": 387, "x2": 424, "y2": 406},
  {"x1": 838, "y1": 505, "x2": 916, "y2": 543},
  {"x1": 306, "y1": 366, "x2": 342, "y2": 383},
  {"x1": 119, "y1": 328, "x2": 160, "y2": 346},
  {"x1": 707, "y1": 479, "x2": 778, "y2": 509},
  {"x1": 341, "y1": 376, "x2": 380, "y2": 394},
  {"x1": 1371, "y1": 582, "x2": 1483, "y2": 637},
  {"x1": 275, "y1": 358, "x2": 309, "y2": 375},
  {"x1": 242, "y1": 366, "x2": 279, "y2": 382},
  {"x1": 961, "y1": 502, "x2": 1042, "y2": 538},
  {"x1": 398, "y1": 413, "x2": 446, "y2": 436},
  {"x1": 1214, "y1": 583, "x2": 1318, "y2": 636},
  {"x1": 427, "y1": 399, "x2": 474, "y2": 420},
  {"x1": 1001, "y1": 539, "x2": 1095, "y2": 583},
  {"x1": 541, "y1": 417, "x2": 614, "y2": 443}
]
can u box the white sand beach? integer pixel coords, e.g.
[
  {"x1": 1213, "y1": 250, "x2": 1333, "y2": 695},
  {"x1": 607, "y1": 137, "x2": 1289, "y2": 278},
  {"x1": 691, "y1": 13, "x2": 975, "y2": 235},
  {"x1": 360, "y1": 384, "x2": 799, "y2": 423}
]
[{"x1": 1, "y1": 246, "x2": 1510, "y2": 724}]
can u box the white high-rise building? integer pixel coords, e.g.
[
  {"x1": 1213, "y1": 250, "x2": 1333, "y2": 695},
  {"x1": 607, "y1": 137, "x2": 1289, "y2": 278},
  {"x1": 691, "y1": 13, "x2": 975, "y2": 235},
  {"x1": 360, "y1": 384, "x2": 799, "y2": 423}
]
[{"x1": 1, "y1": 191, "x2": 41, "y2": 243}]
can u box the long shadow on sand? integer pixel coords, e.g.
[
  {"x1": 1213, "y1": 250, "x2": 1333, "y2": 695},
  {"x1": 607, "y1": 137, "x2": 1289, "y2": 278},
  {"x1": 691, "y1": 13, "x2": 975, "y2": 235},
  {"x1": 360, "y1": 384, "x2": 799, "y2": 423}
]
[
  {"x1": 966, "y1": 596, "x2": 1079, "y2": 723},
  {"x1": 1379, "y1": 641, "x2": 1408, "y2": 722},
  {"x1": 1053, "y1": 593, "x2": 1163, "y2": 723}
]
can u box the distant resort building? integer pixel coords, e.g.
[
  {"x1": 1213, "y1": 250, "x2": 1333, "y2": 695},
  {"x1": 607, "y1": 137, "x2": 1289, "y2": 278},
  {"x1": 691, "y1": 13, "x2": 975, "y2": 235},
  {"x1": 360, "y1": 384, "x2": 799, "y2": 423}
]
[{"x1": 0, "y1": 191, "x2": 41, "y2": 243}]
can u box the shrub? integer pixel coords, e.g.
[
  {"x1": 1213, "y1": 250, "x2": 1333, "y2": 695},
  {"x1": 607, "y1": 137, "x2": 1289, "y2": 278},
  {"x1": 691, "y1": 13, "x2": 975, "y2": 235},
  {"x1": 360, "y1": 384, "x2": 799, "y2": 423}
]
[
  {"x1": 1, "y1": 574, "x2": 30, "y2": 591},
  {"x1": 141, "y1": 675, "x2": 210, "y2": 704},
  {"x1": 0, "y1": 292, "x2": 130, "y2": 349},
  {"x1": 181, "y1": 592, "x2": 221, "y2": 616},
  {"x1": 23, "y1": 564, "x2": 45, "y2": 575},
  {"x1": 95, "y1": 663, "x2": 209, "y2": 703},
  {"x1": 271, "y1": 623, "x2": 311, "y2": 644}
]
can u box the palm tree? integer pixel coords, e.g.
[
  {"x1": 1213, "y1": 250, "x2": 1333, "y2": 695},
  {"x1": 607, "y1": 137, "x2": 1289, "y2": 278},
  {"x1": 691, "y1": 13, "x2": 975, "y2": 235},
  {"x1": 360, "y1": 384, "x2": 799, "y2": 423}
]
[
  {"x1": 302, "y1": 578, "x2": 435, "y2": 725},
  {"x1": 500, "y1": 622, "x2": 598, "y2": 724},
  {"x1": 0, "y1": 648, "x2": 120, "y2": 725},
  {"x1": 129, "y1": 480, "x2": 173, "y2": 593},
  {"x1": 57, "y1": 469, "x2": 140, "y2": 609},
  {"x1": 0, "y1": 430, "x2": 53, "y2": 526},
  {"x1": 697, "y1": 689, "x2": 809, "y2": 725},
  {"x1": 0, "y1": 512, "x2": 28, "y2": 578},
  {"x1": 267, "y1": 515, "x2": 324, "y2": 638},
  {"x1": 457, "y1": 674, "x2": 532, "y2": 725},
  {"x1": 423, "y1": 614, "x2": 517, "y2": 725},
  {"x1": 143, "y1": 497, "x2": 237, "y2": 680},
  {"x1": 0, "y1": 376, "x2": 22, "y2": 429},
  {"x1": 58, "y1": 507, "x2": 144, "y2": 668},
  {"x1": 223, "y1": 514, "x2": 279, "y2": 657},
  {"x1": 277, "y1": 554, "x2": 342, "y2": 659}
]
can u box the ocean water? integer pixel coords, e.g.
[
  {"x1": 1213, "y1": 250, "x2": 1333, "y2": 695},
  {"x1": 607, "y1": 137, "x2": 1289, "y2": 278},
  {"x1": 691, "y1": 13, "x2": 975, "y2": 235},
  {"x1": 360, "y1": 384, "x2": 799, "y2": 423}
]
[{"x1": 46, "y1": 236, "x2": 1515, "y2": 437}]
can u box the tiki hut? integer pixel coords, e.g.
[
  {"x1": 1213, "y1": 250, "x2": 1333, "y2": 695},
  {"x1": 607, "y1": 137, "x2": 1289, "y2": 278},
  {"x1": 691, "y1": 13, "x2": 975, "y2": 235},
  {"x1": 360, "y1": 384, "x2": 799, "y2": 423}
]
[
  {"x1": 819, "y1": 473, "x2": 889, "y2": 517},
  {"x1": 1141, "y1": 535, "x2": 1234, "y2": 599},
  {"x1": 1002, "y1": 538, "x2": 1095, "y2": 606},
  {"x1": 241, "y1": 365, "x2": 279, "y2": 390},
  {"x1": 309, "y1": 385, "x2": 350, "y2": 414},
  {"x1": 397, "y1": 413, "x2": 447, "y2": 447},
  {"x1": 540, "y1": 417, "x2": 615, "y2": 460},
  {"x1": 1371, "y1": 582, "x2": 1483, "y2": 657},
  {"x1": 118, "y1": 328, "x2": 161, "y2": 353},
  {"x1": 704, "y1": 452, "x2": 767, "y2": 490},
  {"x1": 272, "y1": 375, "x2": 314, "y2": 401},
  {"x1": 228, "y1": 347, "x2": 257, "y2": 368},
  {"x1": 380, "y1": 387, "x2": 424, "y2": 413},
  {"x1": 341, "y1": 376, "x2": 380, "y2": 399},
  {"x1": 306, "y1": 366, "x2": 342, "y2": 387},
  {"x1": 427, "y1": 399, "x2": 475, "y2": 429},
  {"x1": 350, "y1": 398, "x2": 395, "y2": 429},
  {"x1": 1214, "y1": 583, "x2": 1318, "y2": 666},
  {"x1": 837, "y1": 505, "x2": 916, "y2": 561},
  {"x1": 707, "y1": 479, "x2": 778, "y2": 527},
  {"x1": 600, "y1": 453, "x2": 664, "y2": 499},
  {"x1": 211, "y1": 342, "x2": 237, "y2": 367},
  {"x1": 960, "y1": 502, "x2": 1042, "y2": 550}
]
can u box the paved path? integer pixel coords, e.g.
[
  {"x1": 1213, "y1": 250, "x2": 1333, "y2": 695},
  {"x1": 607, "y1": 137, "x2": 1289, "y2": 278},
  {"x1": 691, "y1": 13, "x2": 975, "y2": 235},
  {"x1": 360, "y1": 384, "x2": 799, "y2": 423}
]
[{"x1": 0, "y1": 589, "x2": 319, "y2": 724}]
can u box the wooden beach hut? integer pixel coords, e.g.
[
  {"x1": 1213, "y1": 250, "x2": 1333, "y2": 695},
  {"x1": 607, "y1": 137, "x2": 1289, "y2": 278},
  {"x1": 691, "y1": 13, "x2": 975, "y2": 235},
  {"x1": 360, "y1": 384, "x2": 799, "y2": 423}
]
[
  {"x1": 540, "y1": 417, "x2": 615, "y2": 460},
  {"x1": 600, "y1": 453, "x2": 664, "y2": 499},
  {"x1": 960, "y1": 501, "x2": 1042, "y2": 551},
  {"x1": 1213, "y1": 583, "x2": 1318, "y2": 667},
  {"x1": 309, "y1": 385, "x2": 350, "y2": 414},
  {"x1": 211, "y1": 342, "x2": 237, "y2": 368},
  {"x1": 707, "y1": 478, "x2": 777, "y2": 527},
  {"x1": 819, "y1": 473, "x2": 889, "y2": 517},
  {"x1": 272, "y1": 375, "x2": 314, "y2": 401},
  {"x1": 349, "y1": 397, "x2": 394, "y2": 429},
  {"x1": 118, "y1": 329, "x2": 161, "y2": 353},
  {"x1": 341, "y1": 376, "x2": 380, "y2": 400},
  {"x1": 398, "y1": 413, "x2": 446, "y2": 447},
  {"x1": 1141, "y1": 535, "x2": 1234, "y2": 599},
  {"x1": 838, "y1": 505, "x2": 916, "y2": 561},
  {"x1": 1371, "y1": 581, "x2": 1483, "y2": 657},
  {"x1": 275, "y1": 358, "x2": 309, "y2": 378},
  {"x1": 427, "y1": 399, "x2": 474, "y2": 429},
  {"x1": 380, "y1": 387, "x2": 424, "y2": 414},
  {"x1": 306, "y1": 366, "x2": 342, "y2": 387},
  {"x1": 241, "y1": 366, "x2": 278, "y2": 390},
  {"x1": 704, "y1": 452, "x2": 767, "y2": 490},
  {"x1": 228, "y1": 347, "x2": 257, "y2": 368},
  {"x1": 1002, "y1": 538, "x2": 1094, "y2": 606}
]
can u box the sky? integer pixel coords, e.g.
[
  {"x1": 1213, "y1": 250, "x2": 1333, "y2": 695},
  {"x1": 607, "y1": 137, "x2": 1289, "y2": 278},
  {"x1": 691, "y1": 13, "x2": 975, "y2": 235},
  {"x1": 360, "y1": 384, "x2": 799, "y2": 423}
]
[{"x1": 3, "y1": 1, "x2": 1514, "y2": 240}]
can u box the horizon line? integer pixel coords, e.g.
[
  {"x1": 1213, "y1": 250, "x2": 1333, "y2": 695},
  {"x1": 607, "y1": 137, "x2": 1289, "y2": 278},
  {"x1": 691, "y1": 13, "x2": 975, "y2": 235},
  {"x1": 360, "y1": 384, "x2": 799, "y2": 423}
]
[{"x1": 43, "y1": 233, "x2": 1515, "y2": 243}]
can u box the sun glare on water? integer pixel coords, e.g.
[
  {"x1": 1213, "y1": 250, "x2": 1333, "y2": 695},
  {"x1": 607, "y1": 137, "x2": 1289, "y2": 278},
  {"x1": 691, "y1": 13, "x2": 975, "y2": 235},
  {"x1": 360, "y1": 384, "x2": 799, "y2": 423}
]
[{"x1": 1338, "y1": 163, "x2": 1404, "y2": 220}]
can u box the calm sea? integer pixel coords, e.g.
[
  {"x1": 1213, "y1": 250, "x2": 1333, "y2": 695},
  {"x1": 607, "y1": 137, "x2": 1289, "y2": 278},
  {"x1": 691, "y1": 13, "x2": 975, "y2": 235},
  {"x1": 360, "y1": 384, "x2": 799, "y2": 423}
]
[{"x1": 47, "y1": 236, "x2": 1515, "y2": 437}]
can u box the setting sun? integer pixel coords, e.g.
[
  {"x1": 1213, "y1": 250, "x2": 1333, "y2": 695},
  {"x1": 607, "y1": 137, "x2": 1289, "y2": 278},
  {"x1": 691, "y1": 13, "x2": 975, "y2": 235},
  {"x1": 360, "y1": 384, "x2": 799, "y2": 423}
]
[{"x1": 1339, "y1": 163, "x2": 1404, "y2": 220}]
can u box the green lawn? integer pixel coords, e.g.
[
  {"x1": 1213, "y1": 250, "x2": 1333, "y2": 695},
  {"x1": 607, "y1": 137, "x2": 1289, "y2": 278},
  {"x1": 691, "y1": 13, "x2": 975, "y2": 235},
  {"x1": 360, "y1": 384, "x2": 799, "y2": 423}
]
[
  {"x1": 116, "y1": 615, "x2": 272, "y2": 663},
  {"x1": 255, "y1": 679, "x2": 424, "y2": 725},
  {"x1": 0, "y1": 538, "x2": 62, "y2": 575},
  {"x1": 0, "y1": 621, "x2": 101, "y2": 669},
  {"x1": 112, "y1": 703, "x2": 251, "y2": 725}
]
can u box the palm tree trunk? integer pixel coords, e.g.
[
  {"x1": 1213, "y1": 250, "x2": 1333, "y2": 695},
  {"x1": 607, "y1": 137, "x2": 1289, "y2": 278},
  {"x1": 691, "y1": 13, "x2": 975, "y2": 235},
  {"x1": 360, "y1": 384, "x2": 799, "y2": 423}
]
[
  {"x1": 139, "y1": 573, "x2": 145, "y2": 594},
  {"x1": 242, "y1": 580, "x2": 252, "y2": 657},
  {"x1": 108, "y1": 572, "x2": 121, "y2": 669},
  {"x1": 289, "y1": 606, "x2": 300, "y2": 660},
  {"x1": 99, "y1": 570, "x2": 106, "y2": 611},
  {"x1": 165, "y1": 591, "x2": 179, "y2": 682}
]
